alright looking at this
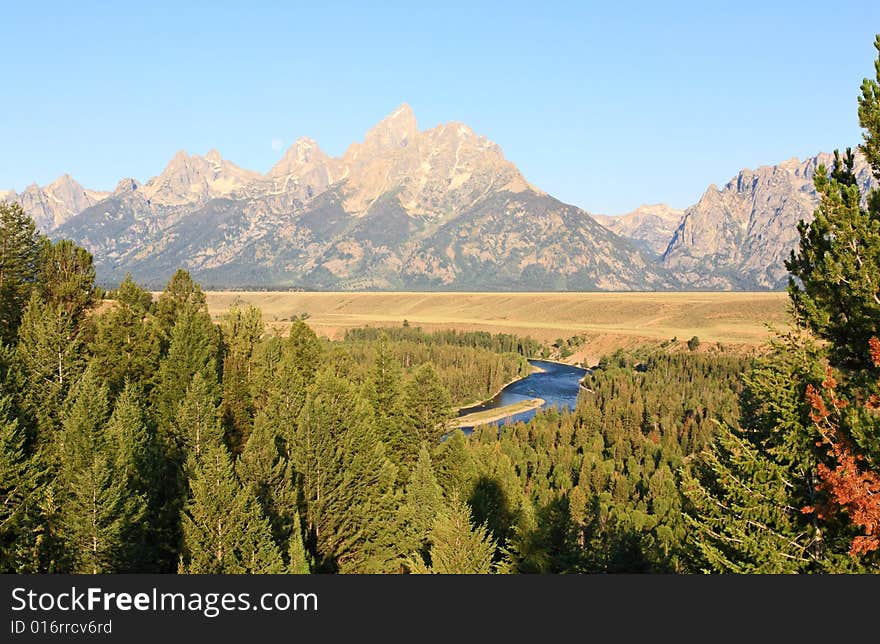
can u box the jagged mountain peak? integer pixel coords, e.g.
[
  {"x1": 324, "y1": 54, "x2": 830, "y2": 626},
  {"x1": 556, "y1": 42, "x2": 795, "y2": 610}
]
[
  {"x1": 344, "y1": 103, "x2": 419, "y2": 164},
  {"x1": 169, "y1": 148, "x2": 190, "y2": 161},
  {"x1": 0, "y1": 173, "x2": 109, "y2": 232},
  {"x1": 373, "y1": 103, "x2": 418, "y2": 140},
  {"x1": 270, "y1": 137, "x2": 331, "y2": 172},
  {"x1": 593, "y1": 203, "x2": 684, "y2": 256},
  {"x1": 336, "y1": 103, "x2": 533, "y2": 216},
  {"x1": 661, "y1": 151, "x2": 875, "y2": 288},
  {"x1": 114, "y1": 178, "x2": 143, "y2": 194},
  {"x1": 47, "y1": 173, "x2": 79, "y2": 188},
  {"x1": 141, "y1": 147, "x2": 260, "y2": 206},
  {"x1": 51, "y1": 104, "x2": 665, "y2": 291},
  {"x1": 266, "y1": 137, "x2": 343, "y2": 201}
]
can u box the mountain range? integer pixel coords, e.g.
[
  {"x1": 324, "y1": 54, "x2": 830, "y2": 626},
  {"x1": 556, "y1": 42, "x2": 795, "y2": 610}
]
[{"x1": 4, "y1": 104, "x2": 877, "y2": 290}]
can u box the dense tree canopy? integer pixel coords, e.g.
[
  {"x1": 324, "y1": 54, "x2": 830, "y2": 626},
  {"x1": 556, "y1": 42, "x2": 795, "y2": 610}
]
[{"x1": 2, "y1": 35, "x2": 879, "y2": 574}]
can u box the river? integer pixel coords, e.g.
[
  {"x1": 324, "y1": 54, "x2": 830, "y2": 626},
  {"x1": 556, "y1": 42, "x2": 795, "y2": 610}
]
[{"x1": 456, "y1": 359, "x2": 588, "y2": 433}]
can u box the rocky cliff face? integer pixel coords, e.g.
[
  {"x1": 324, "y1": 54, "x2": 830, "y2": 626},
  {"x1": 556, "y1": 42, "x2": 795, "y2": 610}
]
[
  {"x1": 139, "y1": 149, "x2": 262, "y2": 207},
  {"x1": 2, "y1": 175, "x2": 108, "y2": 232},
  {"x1": 336, "y1": 105, "x2": 533, "y2": 218},
  {"x1": 267, "y1": 137, "x2": 344, "y2": 202},
  {"x1": 54, "y1": 104, "x2": 667, "y2": 290},
  {"x1": 593, "y1": 204, "x2": 683, "y2": 256},
  {"x1": 660, "y1": 153, "x2": 876, "y2": 288},
  {"x1": 18, "y1": 105, "x2": 877, "y2": 292}
]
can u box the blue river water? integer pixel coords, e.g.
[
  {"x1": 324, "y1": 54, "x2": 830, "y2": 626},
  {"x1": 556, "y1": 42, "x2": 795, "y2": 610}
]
[{"x1": 456, "y1": 359, "x2": 588, "y2": 433}]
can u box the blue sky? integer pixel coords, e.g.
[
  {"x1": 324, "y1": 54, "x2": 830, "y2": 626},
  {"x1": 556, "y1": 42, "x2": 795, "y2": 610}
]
[{"x1": 1, "y1": 1, "x2": 879, "y2": 214}]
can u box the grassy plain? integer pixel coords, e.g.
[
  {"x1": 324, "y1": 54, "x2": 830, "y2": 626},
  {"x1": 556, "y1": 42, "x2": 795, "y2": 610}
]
[{"x1": 203, "y1": 291, "x2": 789, "y2": 365}]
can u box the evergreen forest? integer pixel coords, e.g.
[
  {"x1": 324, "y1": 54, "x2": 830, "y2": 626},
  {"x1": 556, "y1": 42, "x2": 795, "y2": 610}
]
[{"x1": 1, "y1": 35, "x2": 880, "y2": 575}]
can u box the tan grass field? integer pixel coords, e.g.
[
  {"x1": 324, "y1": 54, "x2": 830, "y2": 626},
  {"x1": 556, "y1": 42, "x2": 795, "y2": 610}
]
[{"x1": 203, "y1": 291, "x2": 790, "y2": 364}]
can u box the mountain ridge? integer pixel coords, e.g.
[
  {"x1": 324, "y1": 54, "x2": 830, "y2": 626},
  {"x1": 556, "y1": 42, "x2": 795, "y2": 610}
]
[
  {"x1": 5, "y1": 105, "x2": 878, "y2": 291},
  {"x1": 50, "y1": 104, "x2": 668, "y2": 290},
  {"x1": 593, "y1": 204, "x2": 684, "y2": 256},
  {"x1": 661, "y1": 151, "x2": 876, "y2": 289}
]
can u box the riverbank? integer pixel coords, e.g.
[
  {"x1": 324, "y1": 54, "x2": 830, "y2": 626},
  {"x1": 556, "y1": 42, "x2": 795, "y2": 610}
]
[
  {"x1": 454, "y1": 360, "x2": 544, "y2": 412},
  {"x1": 453, "y1": 398, "x2": 546, "y2": 428}
]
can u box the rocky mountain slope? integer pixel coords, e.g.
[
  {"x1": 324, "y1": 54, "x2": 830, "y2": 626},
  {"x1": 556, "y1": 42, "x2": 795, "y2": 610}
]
[
  {"x1": 2, "y1": 175, "x2": 108, "y2": 232},
  {"x1": 660, "y1": 152, "x2": 876, "y2": 289},
  {"x1": 9, "y1": 105, "x2": 879, "y2": 291},
  {"x1": 593, "y1": 204, "x2": 683, "y2": 256},
  {"x1": 53, "y1": 105, "x2": 670, "y2": 290}
]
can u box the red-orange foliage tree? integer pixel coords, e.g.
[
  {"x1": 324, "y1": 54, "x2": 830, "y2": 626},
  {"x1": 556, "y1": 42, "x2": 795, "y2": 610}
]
[{"x1": 804, "y1": 338, "x2": 880, "y2": 557}]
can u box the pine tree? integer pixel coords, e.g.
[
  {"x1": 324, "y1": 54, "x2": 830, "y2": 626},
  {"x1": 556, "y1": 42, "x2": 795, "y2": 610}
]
[
  {"x1": 235, "y1": 489, "x2": 287, "y2": 574},
  {"x1": 155, "y1": 269, "x2": 208, "y2": 343},
  {"x1": 105, "y1": 382, "x2": 162, "y2": 571},
  {"x1": 409, "y1": 497, "x2": 500, "y2": 574},
  {"x1": 220, "y1": 303, "x2": 263, "y2": 452},
  {"x1": 16, "y1": 293, "x2": 85, "y2": 438},
  {"x1": 0, "y1": 202, "x2": 41, "y2": 345},
  {"x1": 56, "y1": 367, "x2": 145, "y2": 573},
  {"x1": 683, "y1": 328, "x2": 867, "y2": 572},
  {"x1": 89, "y1": 274, "x2": 161, "y2": 398},
  {"x1": 402, "y1": 363, "x2": 453, "y2": 450},
  {"x1": 786, "y1": 35, "x2": 880, "y2": 371},
  {"x1": 287, "y1": 509, "x2": 312, "y2": 574},
  {"x1": 363, "y1": 336, "x2": 410, "y2": 473},
  {"x1": 172, "y1": 373, "x2": 224, "y2": 460},
  {"x1": 236, "y1": 418, "x2": 298, "y2": 554},
  {"x1": 433, "y1": 429, "x2": 477, "y2": 500},
  {"x1": 179, "y1": 441, "x2": 283, "y2": 574},
  {"x1": 0, "y1": 393, "x2": 43, "y2": 572},
  {"x1": 859, "y1": 35, "x2": 880, "y2": 216},
  {"x1": 399, "y1": 446, "x2": 445, "y2": 559},
  {"x1": 153, "y1": 307, "x2": 220, "y2": 433},
  {"x1": 802, "y1": 355, "x2": 880, "y2": 564},
  {"x1": 36, "y1": 239, "x2": 95, "y2": 324},
  {"x1": 293, "y1": 369, "x2": 400, "y2": 573},
  {"x1": 250, "y1": 323, "x2": 323, "y2": 471},
  {"x1": 682, "y1": 424, "x2": 816, "y2": 573},
  {"x1": 686, "y1": 33, "x2": 880, "y2": 574}
]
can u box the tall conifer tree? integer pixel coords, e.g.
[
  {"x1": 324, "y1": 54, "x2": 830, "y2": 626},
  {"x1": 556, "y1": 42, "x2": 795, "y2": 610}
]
[
  {"x1": 89, "y1": 275, "x2": 161, "y2": 398},
  {"x1": 0, "y1": 393, "x2": 42, "y2": 572},
  {"x1": 179, "y1": 441, "x2": 283, "y2": 574},
  {"x1": 402, "y1": 363, "x2": 453, "y2": 455},
  {"x1": 0, "y1": 203, "x2": 41, "y2": 345},
  {"x1": 236, "y1": 418, "x2": 298, "y2": 554},
  {"x1": 154, "y1": 308, "x2": 220, "y2": 433},
  {"x1": 220, "y1": 303, "x2": 263, "y2": 452},
  {"x1": 16, "y1": 294, "x2": 85, "y2": 438},
  {"x1": 294, "y1": 369, "x2": 400, "y2": 573},
  {"x1": 363, "y1": 336, "x2": 410, "y2": 474},
  {"x1": 105, "y1": 382, "x2": 162, "y2": 570},
  {"x1": 36, "y1": 239, "x2": 95, "y2": 324},
  {"x1": 399, "y1": 446, "x2": 445, "y2": 560},
  {"x1": 409, "y1": 497, "x2": 500, "y2": 574},
  {"x1": 688, "y1": 35, "x2": 880, "y2": 572},
  {"x1": 56, "y1": 367, "x2": 145, "y2": 573},
  {"x1": 287, "y1": 509, "x2": 312, "y2": 574}
]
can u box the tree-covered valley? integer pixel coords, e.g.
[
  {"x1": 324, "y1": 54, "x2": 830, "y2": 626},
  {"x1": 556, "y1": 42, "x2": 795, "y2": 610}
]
[
  {"x1": 2, "y1": 33, "x2": 880, "y2": 577},
  {"x1": 1, "y1": 204, "x2": 878, "y2": 573}
]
